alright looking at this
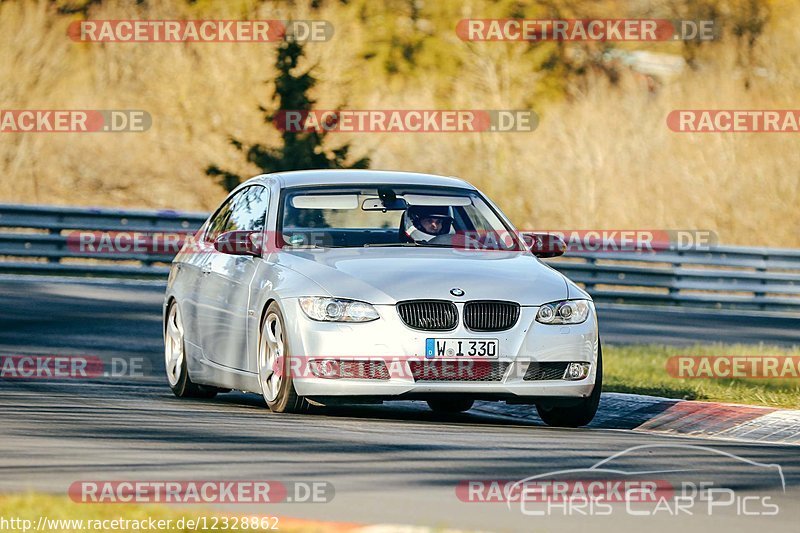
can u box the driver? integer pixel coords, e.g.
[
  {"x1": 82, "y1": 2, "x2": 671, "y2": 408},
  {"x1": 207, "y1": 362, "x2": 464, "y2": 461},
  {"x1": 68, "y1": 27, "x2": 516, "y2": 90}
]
[{"x1": 403, "y1": 205, "x2": 454, "y2": 242}]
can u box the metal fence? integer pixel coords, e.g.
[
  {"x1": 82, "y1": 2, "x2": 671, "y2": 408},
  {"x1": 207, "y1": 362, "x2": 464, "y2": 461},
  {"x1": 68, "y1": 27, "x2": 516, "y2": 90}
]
[
  {"x1": 549, "y1": 248, "x2": 800, "y2": 311},
  {"x1": 0, "y1": 204, "x2": 204, "y2": 279},
  {"x1": 1, "y1": 204, "x2": 799, "y2": 311}
]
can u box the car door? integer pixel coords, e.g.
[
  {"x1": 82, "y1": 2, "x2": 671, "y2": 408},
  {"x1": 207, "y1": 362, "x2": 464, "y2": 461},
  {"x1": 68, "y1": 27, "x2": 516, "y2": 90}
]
[
  {"x1": 200, "y1": 185, "x2": 270, "y2": 371},
  {"x1": 181, "y1": 196, "x2": 235, "y2": 358}
]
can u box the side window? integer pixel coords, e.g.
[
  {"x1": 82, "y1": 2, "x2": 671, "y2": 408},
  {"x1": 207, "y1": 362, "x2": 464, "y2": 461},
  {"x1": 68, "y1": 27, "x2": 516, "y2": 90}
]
[
  {"x1": 204, "y1": 197, "x2": 236, "y2": 243},
  {"x1": 229, "y1": 186, "x2": 270, "y2": 232},
  {"x1": 205, "y1": 186, "x2": 270, "y2": 244}
]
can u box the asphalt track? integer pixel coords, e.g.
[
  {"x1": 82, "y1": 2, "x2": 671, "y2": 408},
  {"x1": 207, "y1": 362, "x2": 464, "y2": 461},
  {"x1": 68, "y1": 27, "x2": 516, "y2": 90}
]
[{"x1": 1, "y1": 277, "x2": 799, "y2": 532}]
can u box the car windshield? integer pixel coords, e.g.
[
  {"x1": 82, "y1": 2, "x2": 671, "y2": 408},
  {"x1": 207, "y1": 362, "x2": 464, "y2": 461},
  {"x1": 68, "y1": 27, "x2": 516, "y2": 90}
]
[{"x1": 280, "y1": 186, "x2": 521, "y2": 250}]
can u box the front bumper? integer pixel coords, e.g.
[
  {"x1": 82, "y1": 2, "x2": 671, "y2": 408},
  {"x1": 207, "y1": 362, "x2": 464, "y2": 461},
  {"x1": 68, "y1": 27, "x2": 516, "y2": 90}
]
[{"x1": 281, "y1": 298, "x2": 599, "y2": 399}]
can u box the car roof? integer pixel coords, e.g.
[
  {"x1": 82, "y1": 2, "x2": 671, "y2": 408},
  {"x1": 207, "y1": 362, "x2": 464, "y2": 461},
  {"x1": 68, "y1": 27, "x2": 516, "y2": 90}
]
[{"x1": 246, "y1": 169, "x2": 476, "y2": 190}]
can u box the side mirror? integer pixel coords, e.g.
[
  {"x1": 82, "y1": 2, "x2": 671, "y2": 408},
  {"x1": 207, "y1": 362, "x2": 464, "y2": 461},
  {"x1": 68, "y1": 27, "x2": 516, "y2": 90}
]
[
  {"x1": 522, "y1": 232, "x2": 566, "y2": 258},
  {"x1": 214, "y1": 230, "x2": 263, "y2": 256}
]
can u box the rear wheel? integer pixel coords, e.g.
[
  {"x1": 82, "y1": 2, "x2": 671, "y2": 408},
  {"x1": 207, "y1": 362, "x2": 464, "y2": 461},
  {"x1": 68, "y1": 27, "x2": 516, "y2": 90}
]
[
  {"x1": 258, "y1": 302, "x2": 309, "y2": 413},
  {"x1": 427, "y1": 397, "x2": 475, "y2": 414},
  {"x1": 164, "y1": 302, "x2": 217, "y2": 399},
  {"x1": 536, "y1": 342, "x2": 602, "y2": 428}
]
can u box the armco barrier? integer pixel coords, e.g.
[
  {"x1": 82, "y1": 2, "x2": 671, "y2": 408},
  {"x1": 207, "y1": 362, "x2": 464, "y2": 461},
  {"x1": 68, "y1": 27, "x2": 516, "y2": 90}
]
[
  {"x1": 0, "y1": 204, "x2": 798, "y2": 312},
  {"x1": 548, "y1": 247, "x2": 800, "y2": 311},
  {"x1": 0, "y1": 204, "x2": 206, "y2": 279}
]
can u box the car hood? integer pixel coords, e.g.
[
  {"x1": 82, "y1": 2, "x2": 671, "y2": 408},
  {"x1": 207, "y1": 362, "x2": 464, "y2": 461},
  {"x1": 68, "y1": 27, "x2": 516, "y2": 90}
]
[{"x1": 273, "y1": 247, "x2": 569, "y2": 305}]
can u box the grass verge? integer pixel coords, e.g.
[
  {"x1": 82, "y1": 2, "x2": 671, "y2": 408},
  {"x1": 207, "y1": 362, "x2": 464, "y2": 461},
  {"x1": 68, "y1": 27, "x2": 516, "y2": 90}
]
[{"x1": 604, "y1": 344, "x2": 800, "y2": 408}]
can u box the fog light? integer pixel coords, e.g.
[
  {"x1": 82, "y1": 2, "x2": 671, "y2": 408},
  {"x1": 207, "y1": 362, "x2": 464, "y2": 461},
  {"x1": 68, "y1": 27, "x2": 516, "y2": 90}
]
[
  {"x1": 309, "y1": 359, "x2": 341, "y2": 379},
  {"x1": 564, "y1": 362, "x2": 590, "y2": 380}
]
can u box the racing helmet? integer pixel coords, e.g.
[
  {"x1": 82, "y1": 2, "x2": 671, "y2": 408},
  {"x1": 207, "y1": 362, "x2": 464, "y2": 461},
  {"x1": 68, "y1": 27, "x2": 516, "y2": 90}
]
[{"x1": 403, "y1": 205, "x2": 454, "y2": 242}]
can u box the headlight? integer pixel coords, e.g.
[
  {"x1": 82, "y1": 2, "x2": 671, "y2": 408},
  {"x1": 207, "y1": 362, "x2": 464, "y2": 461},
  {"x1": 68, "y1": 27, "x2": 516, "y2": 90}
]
[
  {"x1": 536, "y1": 300, "x2": 591, "y2": 325},
  {"x1": 299, "y1": 297, "x2": 380, "y2": 322}
]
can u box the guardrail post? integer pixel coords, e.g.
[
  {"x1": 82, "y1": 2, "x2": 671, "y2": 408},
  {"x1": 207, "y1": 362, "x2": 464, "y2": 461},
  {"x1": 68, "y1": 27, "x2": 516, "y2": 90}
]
[
  {"x1": 47, "y1": 225, "x2": 60, "y2": 263},
  {"x1": 755, "y1": 260, "x2": 768, "y2": 310},
  {"x1": 583, "y1": 257, "x2": 597, "y2": 292},
  {"x1": 668, "y1": 251, "x2": 683, "y2": 300}
]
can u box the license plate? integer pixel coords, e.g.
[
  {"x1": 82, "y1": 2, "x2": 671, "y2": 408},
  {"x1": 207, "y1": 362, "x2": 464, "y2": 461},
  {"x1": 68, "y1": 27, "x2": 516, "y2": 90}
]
[{"x1": 425, "y1": 338, "x2": 499, "y2": 359}]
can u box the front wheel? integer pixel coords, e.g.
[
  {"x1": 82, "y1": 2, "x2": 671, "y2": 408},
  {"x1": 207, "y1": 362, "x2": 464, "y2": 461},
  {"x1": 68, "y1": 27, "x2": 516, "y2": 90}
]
[
  {"x1": 535, "y1": 342, "x2": 602, "y2": 428},
  {"x1": 258, "y1": 302, "x2": 309, "y2": 413}
]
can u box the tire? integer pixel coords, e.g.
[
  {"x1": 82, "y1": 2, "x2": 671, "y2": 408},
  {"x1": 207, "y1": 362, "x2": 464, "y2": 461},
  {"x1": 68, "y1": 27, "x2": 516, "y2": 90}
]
[
  {"x1": 536, "y1": 342, "x2": 603, "y2": 428},
  {"x1": 427, "y1": 397, "x2": 475, "y2": 414},
  {"x1": 258, "y1": 302, "x2": 309, "y2": 413},
  {"x1": 164, "y1": 301, "x2": 217, "y2": 399}
]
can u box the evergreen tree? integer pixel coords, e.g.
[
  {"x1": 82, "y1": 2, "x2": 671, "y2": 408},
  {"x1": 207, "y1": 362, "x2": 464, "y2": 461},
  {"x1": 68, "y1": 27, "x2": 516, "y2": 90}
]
[{"x1": 207, "y1": 38, "x2": 369, "y2": 192}]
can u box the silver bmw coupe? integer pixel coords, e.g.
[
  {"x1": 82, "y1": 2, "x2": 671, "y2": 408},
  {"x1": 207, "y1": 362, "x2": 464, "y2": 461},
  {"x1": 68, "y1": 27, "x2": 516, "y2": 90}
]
[{"x1": 164, "y1": 170, "x2": 601, "y2": 427}]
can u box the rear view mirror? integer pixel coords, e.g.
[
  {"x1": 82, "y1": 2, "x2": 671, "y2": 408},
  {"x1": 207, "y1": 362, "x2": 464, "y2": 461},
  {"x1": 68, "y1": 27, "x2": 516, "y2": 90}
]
[
  {"x1": 362, "y1": 197, "x2": 408, "y2": 211},
  {"x1": 523, "y1": 233, "x2": 566, "y2": 258},
  {"x1": 214, "y1": 231, "x2": 263, "y2": 256}
]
